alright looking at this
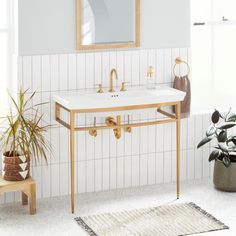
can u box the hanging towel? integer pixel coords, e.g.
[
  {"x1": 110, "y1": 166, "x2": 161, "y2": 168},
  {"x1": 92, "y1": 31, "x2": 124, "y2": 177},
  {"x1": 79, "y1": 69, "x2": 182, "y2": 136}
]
[
  {"x1": 173, "y1": 75, "x2": 191, "y2": 118},
  {"x1": 172, "y1": 57, "x2": 191, "y2": 118}
]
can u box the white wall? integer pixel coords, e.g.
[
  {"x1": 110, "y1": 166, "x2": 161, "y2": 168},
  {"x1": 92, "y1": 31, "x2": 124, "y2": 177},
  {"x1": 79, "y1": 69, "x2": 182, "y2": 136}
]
[
  {"x1": 18, "y1": 0, "x2": 190, "y2": 55},
  {"x1": 0, "y1": 48, "x2": 213, "y2": 204}
]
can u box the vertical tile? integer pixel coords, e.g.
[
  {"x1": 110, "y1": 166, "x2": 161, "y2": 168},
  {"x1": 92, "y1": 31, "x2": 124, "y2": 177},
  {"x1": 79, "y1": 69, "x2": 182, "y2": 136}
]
[
  {"x1": 131, "y1": 115, "x2": 140, "y2": 156},
  {"x1": 163, "y1": 123, "x2": 172, "y2": 152},
  {"x1": 195, "y1": 149, "x2": 203, "y2": 179},
  {"x1": 94, "y1": 159, "x2": 102, "y2": 192},
  {"x1": 94, "y1": 52, "x2": 102, "y2": 85},
  {"x1": 124, "y1": 156, "x2": 132, "y2": 187},
  {"x1": 51, "y1": 164, "x2": 60, "y2": 196},
  {"x1": 32, "y1": 56, "x2": 42, "y2": 92},
  {"x1": 156, "y1": 49, "x2": 164, "y2": 84},
  {"x1": 85, "y1": 53, "x2": 94, "y2": 89},
  {"x1": 140, "y1": 155, "x2": 148, "y2": 186},
  {"x1": 202, "y1": 148, "x2": 210, "y2": 178},
  {"x1": 187, "y1": 149, "x2": 195, "y2": 180},
  {"x1": 148, "y1": 153, "x2": 156, "y2": 185},
  {"x1": 86, "y1": 160, "x2": 95, "y2": 192},
  {"x1": 117, "y1": 157, "x2": 124, "y2": 189},
  {"x1": 60, "y1": 163, "x2": 69, "y2": 196},
  {"x1": 18, "y1": 56, "x2": 23, "y2": 90},
  {"x1": 187, "y1": 116, "x2": 195, "y2": 150},
  {"x1": 164, "y1": 151, "x2": 172, "y2": 183},
  {"x1": 42, "y1": 55, "x2": 50, "y2": 92},
  {"x1": 139, "y1": 50, "x2": 148, "y2": 85},
  {"x1": 102, "y1": 159, "x2": 110, "y2": 191},
  {"x1": 117, "y1": 51, "x2": 124, "y2": 83},
  {"x1": 140, "y1": 113, "x2": 148, "y2": 154},
  {"x1": 164, "y1": 49, "x2": 172, "y2": 84},
  {"x1": 59, "y1": 54, "x2": 68, "y2": 91},
  {"x1": 131, "y1": 50, "x2": 140, "y2": 85},
  {"x1": 42, "y1": 165, "x2": 51, "y2": 198},
  {"x1": 68, "y1": 54, "x2": 77, "y2": 90},
  {"x1": 22, "y1": 56, "x2": 32, "y2": 91},
  {"x1": 77, "y1": 53, "x2": 86, "y2": 89},
  {"x1": 50, "y1": 55, "x2": 59, "y2": 91},
  {"x1": 124, "y1": 51, "x2": 132, "y2": 84},
  {"x1": 180, "y1": 48, "x2": 189, "y2": 76},
  {"x1": 78, "y1": 161, "x2": 86, "y2": 193},
  {"x1": 131, "y1": 155, "x2": 139, "y2": 187},
  {"x1": 101, "y1": 52, "x2": 110, "y2": 88},
  {"x1": 110, "y1": 158, "x2": 117, "y2": 190}
]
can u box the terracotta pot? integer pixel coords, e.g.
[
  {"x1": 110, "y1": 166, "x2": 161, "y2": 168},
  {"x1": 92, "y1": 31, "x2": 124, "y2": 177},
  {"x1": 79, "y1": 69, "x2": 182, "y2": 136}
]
[
  {"x1": 213, "y1": 159, "x2": 236, "y2": 192},
  {"x1": 2, "y1": 153, "x2": 30, "y2": 181}
]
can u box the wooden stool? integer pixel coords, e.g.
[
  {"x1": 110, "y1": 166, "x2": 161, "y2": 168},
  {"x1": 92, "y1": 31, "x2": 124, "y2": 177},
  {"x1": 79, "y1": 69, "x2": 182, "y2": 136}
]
[{"x1": 0, "y1": 176, "x2": 36, "y2": 215}]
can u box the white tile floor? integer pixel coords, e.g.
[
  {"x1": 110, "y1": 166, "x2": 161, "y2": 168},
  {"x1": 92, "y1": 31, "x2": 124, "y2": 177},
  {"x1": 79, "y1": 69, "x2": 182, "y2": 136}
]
[{"x1": 0, "y1": 179, "x2": 235, "y2": 236}]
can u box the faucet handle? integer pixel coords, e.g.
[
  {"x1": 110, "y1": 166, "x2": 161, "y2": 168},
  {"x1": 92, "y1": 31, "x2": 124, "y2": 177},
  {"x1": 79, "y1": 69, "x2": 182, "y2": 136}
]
[
  {"x1": 120, "y1": 82, "x2": 130, "y2": 91},
  {"x1": 94, "y1": 83, "x2": 104, "y2": 93}
]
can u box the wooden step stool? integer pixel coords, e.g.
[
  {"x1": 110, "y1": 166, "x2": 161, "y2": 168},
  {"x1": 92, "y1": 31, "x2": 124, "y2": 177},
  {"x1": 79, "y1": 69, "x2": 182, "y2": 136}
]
[{"x1": 0, "y1": 176, "x2": 36, "y2": 215}]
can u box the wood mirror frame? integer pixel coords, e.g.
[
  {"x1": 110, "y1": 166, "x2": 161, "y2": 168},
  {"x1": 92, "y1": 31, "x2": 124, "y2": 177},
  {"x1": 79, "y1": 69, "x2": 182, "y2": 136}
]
[{"x1": 76, "y1": 0, "x2": 140, "y2": 50}]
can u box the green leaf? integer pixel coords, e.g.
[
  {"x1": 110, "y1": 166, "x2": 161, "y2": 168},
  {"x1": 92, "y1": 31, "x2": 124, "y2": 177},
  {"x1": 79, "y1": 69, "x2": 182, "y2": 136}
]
[
  {"x1": 217, "y1": 130, "x2": 227, "y2": 142},
  {"x1": 209, "y1": 150, "x2": 221, "y2": 162},
  {"x1": 197, "y1": 136, "x2": 213, "y2": 149},
  {"x1": 218, "y1": 143, "x2": 229, "y2": 152},
  {"x1": 227, "y1": 113, "x2": 236, "y2": 122},
  {"x1": 223, "y1": 157, "x2": 231, "y2": 168},
  {"x1": 206, "y1": 125, "x2": 216, "y2": 137},
  {"x1": 212, "y1": 110, "x2": 220, "y2": 124},
  {"x1": 218, "y1": 122, "x2": 236, "y2": 130}
]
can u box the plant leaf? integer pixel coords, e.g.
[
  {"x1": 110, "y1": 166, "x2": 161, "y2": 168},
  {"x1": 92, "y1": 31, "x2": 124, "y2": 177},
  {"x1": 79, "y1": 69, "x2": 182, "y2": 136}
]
[
  {"x1": 227, "y1": 113, "x2": 236, "y2": 122},
  {"x1": 212, "y1": 110, "x2": 220, "y2": 124},
  {"x1": 209, "y1": 150, "x2": 221, "y2": 162},
  {"x1": 218, "y1": 143, "x2": 229, "y2": 152},
  {"x1": 197, "y1": 136, "x2": 213, "y2": 149},
  {"x1": 206, "y1": 125, "x2": 216, "y2": 137},
  {"x1": 218, "y1": 122, "x2": 236, "y2": 130},
  {"x1": 217, "y1": 130, "x2": 227, "y2": 142},
  {"x1": 223, "y1": 156, "x2": 231, "y2": 168}
]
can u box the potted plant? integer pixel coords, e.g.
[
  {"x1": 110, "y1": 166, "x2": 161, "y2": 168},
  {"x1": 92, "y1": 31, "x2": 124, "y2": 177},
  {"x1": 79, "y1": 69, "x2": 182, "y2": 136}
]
[
  {"x1": 0, "y1": 89, "x2": 51, "y2": 181},
  {"x1": 197, "y1": 109, "x2": 236, "y2": 191}
]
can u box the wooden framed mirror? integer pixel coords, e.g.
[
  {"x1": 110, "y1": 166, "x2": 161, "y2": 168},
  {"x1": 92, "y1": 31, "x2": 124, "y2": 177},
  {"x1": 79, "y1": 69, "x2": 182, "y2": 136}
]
[{"x1": 76, "y1": 0, "x2": 140, "y2": 50}]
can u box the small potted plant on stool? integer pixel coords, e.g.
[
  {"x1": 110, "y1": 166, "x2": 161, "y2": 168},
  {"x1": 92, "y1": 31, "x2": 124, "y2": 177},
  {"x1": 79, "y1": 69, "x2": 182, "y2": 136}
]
[
  {"x1": 197, "y1": 109, "x2": 236, "y2": 191},
  {"x1": 0, "y1": 89, "x2": 51, "y2": 181}
]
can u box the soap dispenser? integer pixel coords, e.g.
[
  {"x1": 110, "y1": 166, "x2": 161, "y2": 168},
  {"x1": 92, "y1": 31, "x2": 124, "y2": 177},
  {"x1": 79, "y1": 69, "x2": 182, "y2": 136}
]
[{"x1": 146, "y1": 66, "x2": 155, "y2": 89}]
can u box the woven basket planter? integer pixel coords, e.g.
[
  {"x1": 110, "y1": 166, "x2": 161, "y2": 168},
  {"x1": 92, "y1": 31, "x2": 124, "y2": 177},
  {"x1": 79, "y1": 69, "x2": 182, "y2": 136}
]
[{"x1": 2, "y1": 153, "x2": 30, "y2": 181}]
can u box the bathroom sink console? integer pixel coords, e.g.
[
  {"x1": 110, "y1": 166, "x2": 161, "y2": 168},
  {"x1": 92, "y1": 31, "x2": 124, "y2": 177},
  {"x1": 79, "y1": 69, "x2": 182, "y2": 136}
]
[{"x1": 53, "y1": 85, "x2": 186, "y2": 213}]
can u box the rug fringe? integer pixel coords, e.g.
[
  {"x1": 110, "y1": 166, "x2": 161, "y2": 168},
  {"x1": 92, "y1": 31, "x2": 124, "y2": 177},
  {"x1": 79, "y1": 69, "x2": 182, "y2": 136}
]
[
  {"x1": 75, "y1": 217, "x2": 98, "y2": 236},
  {"x1": 188, "y1": 202, "x2": 229, "y2": 230}
]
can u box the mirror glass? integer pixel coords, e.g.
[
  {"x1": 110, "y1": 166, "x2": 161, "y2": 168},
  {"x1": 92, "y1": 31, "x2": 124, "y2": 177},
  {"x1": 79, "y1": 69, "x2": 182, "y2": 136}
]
[{"x1": 78, "y1": 0, "x2": 139, "y2": 49}]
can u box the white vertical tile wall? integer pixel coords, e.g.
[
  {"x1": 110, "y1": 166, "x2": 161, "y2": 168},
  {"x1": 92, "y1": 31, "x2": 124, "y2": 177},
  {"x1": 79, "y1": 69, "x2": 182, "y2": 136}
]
[{"x1": 1, "y1": 48, "x2": 213, "y2": 203}]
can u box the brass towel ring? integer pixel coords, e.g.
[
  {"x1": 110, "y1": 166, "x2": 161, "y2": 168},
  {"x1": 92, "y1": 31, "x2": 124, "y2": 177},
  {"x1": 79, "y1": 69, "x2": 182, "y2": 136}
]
[{"x1": 173, "y1": 57, "x2": 190, "y2": 77}]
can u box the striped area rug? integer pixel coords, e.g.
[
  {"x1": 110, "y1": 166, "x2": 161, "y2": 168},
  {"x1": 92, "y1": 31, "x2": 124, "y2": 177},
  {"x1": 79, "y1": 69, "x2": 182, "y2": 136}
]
[{"x1": 75, "y1": 202, "x2": 229, "y2": 236}]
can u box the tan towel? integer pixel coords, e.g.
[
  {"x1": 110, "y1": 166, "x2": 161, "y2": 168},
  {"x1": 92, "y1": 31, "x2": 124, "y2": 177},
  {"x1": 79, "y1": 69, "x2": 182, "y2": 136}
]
[{"x1": 173, "y1": 75, "x2": 191, "y2": 118}]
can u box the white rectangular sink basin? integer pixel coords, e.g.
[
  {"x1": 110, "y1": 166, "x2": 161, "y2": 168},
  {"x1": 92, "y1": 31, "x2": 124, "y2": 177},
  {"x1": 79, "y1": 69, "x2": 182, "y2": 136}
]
[{"x1": 53, "y1": 86, "x2": 186, "y2": 118}]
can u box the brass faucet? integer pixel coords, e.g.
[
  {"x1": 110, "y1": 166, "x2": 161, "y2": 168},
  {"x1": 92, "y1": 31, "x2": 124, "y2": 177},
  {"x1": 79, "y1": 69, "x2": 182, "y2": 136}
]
[{"x1": 109, "y1": 68, "x2": 118, "y2": 92}]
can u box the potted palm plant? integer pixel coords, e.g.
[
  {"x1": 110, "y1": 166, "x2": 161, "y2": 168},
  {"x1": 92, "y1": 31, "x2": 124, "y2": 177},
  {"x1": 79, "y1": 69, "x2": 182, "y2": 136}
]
[
  {"x1": 0, "y1": 89, "x2": 51, "y2": 181},
  {"x1": 197, "y1": 109, "x2": 236, "y2": 191}
]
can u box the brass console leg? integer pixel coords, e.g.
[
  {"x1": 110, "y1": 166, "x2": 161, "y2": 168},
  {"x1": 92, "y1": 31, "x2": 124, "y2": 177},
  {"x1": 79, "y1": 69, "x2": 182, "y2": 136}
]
[
  {"x1": 176, "y1": 102, "x2": 181, "y2": 199},
  {"x1": 70, "y1": 111, "x2": 75, "y2": 213}
]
